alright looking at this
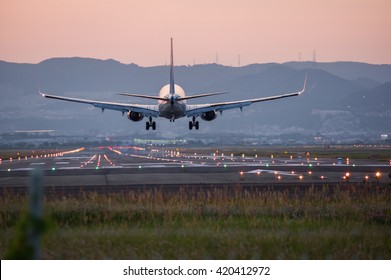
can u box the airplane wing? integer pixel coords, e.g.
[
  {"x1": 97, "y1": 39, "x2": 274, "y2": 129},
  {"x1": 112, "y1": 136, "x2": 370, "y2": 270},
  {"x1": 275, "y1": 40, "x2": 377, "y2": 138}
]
[
  {"x1": 186, "y1": 75, "x2": 307, "y2": 118},
  {"x1": 40, "y1": 92, "x2": 159, "y2": 118}
]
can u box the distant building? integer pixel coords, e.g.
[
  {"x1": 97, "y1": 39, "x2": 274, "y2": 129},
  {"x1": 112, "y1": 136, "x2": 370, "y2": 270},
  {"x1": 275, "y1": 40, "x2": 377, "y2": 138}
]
[{"x1": 380, "y1": 134, "x2": 389, "y2": 141}]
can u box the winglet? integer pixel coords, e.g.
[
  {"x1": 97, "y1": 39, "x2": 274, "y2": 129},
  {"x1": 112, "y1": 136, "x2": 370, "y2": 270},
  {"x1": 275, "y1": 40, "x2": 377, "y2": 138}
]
[
  {"x1": 299, "y1": 74, "x2": 307, "y2": 94},
  {"x1": 169, "y1": 38, "x2": 175, "y2": 94},
  {"x1": 36, "y1": 77, "x2": 45, "y2": 97}
]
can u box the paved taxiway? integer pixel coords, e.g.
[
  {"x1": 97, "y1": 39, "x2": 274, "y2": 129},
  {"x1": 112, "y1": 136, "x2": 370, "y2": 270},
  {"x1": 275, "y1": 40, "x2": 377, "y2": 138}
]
[{"x1": 1, "y1": 147, "x2": 390, "y2": 193}]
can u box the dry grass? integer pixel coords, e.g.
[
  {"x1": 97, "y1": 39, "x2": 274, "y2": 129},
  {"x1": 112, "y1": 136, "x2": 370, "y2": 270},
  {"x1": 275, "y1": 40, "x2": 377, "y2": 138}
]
[{"x1": 1, "y1": 184, "x2": 390, "y2": 259}]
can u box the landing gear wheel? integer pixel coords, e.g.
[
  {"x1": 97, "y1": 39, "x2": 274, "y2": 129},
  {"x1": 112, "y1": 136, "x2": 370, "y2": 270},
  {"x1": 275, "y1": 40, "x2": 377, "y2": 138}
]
[
  {"x1": 146, "y1": 117, "x2": 156, "y2": 131},
  {"x1": 189, "y1": 117, "x2": 199, "y2": 130}
]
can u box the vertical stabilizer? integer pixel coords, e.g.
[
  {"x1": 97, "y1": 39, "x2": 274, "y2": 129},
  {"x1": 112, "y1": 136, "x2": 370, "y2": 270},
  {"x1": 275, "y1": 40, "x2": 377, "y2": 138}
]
[{"x1": 169, "y1": 38, "x2": 175, "y2": 94}]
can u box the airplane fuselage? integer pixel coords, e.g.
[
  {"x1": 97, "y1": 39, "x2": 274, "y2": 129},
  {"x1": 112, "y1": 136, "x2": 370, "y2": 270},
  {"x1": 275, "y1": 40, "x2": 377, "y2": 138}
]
[{"x1": 157, "y1": 84, "x2": 186, "y2": 121}]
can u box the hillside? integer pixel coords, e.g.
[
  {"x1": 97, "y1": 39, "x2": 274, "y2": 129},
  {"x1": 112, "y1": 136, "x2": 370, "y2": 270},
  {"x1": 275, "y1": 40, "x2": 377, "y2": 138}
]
[{"x1": 0, "y1": 59, "x2": 390, "y2": 140}]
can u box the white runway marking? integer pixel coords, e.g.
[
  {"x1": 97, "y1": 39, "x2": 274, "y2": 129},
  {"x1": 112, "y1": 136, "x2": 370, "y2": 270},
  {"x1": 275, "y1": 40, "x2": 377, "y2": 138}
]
[
  {"x1": 58, "y1": 167, "x2": 82, "y2": 170},
  {"x1": 13, "y1": 168, "x2": 34, "y2": 171},
  {"x1": 55, "y1": 157, "x2": 91, "y2": 160},
  {"x1": 247, "y1": 169, "x2": 300, "y2": 176}
]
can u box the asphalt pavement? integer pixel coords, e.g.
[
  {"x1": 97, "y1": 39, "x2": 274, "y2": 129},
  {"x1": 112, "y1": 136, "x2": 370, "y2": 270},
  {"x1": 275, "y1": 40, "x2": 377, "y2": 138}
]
[{"x1": 1, "y1": 147, "x2": 390, "y2": 193}]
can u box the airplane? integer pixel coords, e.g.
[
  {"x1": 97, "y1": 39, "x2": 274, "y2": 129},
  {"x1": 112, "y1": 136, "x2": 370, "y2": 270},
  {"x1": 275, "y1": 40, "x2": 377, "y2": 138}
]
[{"x1": 40, "y1": 38, "x2": 307, "y2": 131}]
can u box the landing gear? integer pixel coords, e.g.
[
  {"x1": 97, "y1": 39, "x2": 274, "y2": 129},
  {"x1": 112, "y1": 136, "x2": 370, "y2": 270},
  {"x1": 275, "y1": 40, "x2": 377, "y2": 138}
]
[
  {"x1": 189, "y1": 116, "x2": 199, "y2": 130},
  {"x1": 146, "y1": 117, "x2": 156, "y2": 130}
]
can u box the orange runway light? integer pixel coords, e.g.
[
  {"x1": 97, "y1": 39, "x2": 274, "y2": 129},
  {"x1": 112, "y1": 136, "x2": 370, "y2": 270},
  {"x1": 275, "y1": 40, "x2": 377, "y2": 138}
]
[{"x1": 364, "y1": 175, "x2": 369, "y2": 182}]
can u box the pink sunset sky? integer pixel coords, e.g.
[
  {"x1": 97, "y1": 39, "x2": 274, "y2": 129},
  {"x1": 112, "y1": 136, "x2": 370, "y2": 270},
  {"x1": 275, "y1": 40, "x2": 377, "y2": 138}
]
[{"x1": 1, "y1": 0, "x2": 390, "y2": 66}]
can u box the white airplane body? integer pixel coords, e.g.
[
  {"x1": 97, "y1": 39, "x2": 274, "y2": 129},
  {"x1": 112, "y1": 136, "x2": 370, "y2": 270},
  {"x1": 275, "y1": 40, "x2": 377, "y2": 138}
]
[{"x1": 40, "y1": 38, "x2": 306, "y2": 130}]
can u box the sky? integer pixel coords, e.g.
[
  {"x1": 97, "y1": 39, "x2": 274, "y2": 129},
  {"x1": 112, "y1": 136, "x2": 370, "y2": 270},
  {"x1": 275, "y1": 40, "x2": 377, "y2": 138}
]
[{"x1": 1, "y1": 0, "x2": 390, "y2": 66}]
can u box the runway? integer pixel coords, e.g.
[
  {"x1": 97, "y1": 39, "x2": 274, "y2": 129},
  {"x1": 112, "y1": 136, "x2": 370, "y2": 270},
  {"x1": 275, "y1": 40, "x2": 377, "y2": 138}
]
[{"x1": 1, "y1": 146, "x2": 390, "y2": 194}]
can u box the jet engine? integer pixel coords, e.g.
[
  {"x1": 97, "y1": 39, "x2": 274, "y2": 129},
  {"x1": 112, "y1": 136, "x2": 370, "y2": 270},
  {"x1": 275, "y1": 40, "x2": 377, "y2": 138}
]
[
  {"x1": 127, "y1": 111, "x2": 144, "y2": 122},
  {"x1": 200, "y1": 111, "x2": 217, "y2": 121}
]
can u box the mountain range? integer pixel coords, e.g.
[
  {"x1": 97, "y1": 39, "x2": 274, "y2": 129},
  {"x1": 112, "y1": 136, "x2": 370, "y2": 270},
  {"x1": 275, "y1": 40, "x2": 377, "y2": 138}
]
[{"x1": 0, "y1": 58, "x2": 390, "y2": 140}]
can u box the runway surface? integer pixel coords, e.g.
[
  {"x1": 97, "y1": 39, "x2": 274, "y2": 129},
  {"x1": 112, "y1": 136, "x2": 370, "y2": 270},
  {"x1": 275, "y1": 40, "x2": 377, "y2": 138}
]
[{"x1": 1, "y1": 146, "x2": 390, "y2": 194}]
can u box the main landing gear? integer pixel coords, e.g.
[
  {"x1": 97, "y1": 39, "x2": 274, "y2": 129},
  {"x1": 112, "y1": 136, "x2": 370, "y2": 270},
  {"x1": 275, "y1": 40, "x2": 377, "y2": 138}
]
[
  {"x1": 189, "y1": 116, "x2": 199, "y2": 130},
  {"x1": 146, "y1": 117, "x2": 156, "y2": 130}
]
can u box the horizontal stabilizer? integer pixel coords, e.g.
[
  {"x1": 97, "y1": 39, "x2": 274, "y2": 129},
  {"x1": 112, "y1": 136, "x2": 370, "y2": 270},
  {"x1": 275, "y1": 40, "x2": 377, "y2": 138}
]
[
  {"x1": 117, "y1": 91, "x2": 228, "y2": 102},
  {"x1": 116, "y1": 93, "x2": 168, "y2": 101},
  {"x1": 178, "y1": 91, "x2": 228, "y2": 101}
]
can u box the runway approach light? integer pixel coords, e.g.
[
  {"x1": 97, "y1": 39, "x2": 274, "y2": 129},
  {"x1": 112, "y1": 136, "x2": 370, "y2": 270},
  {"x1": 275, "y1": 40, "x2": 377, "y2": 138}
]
[
  {"x1": 345, "y1": 172, "x2": 350, "y2": 182},
  {"x1": 239, "y1": 171, "x2": 244, "y2": 181},
  {"x1": 363, "y1": 175, "x2": 369, "y2": 183}
]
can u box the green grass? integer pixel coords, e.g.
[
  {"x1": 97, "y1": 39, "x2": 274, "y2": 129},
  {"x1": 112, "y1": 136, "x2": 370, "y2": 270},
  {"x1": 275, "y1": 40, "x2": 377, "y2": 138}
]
[{"x1": 1, "y1": 185, "x2": 390, "y2": 259}]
